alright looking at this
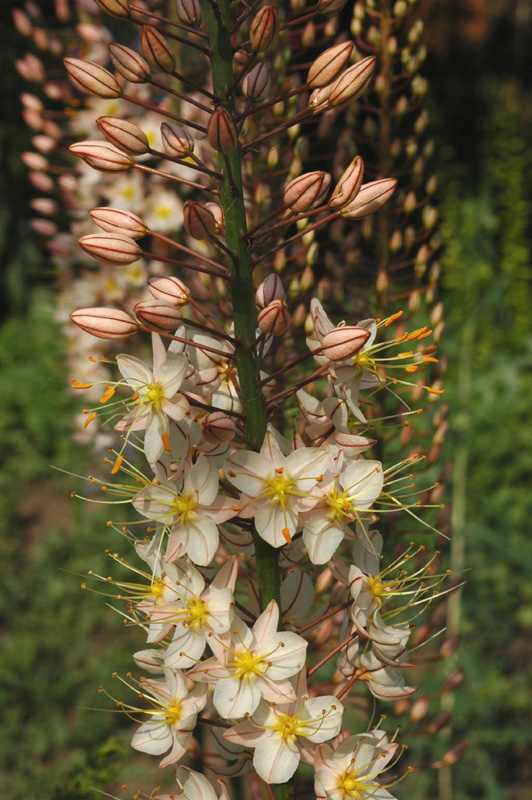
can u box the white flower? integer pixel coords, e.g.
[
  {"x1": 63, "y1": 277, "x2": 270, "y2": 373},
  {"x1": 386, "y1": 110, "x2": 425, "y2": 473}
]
[
  {"x1": 132, "y1": 455, "x2": 235, "y2": 566},
  {"x1": 131, "y1": 667, "x2": 207, "y2": 767},
  {"x1": 187, "y1": 600, "x2": 307, "y2": 719},
  {"x1": 115, "y1": 333, "x2": 189, "y2": 464},
  {"x1": 225, "y1": 670, "x2": 344, "y2": 784},
  {"x1": 225, "y1": 431, "x2": 330, "y2": 547},
  {"x1": 314, "y1": 730, "x2": 399, "y2": 800}
]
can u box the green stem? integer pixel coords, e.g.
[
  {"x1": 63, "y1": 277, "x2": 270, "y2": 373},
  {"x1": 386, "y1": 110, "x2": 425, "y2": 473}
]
[{"x1": 200, "y1": 0, "x2": 282, "y2": 616}]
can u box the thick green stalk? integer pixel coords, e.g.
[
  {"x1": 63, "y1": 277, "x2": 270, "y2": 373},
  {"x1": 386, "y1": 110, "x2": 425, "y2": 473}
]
[
  {"x1": 200, "y1": 0, "x2": 282, "y2": 616},
  {"x1": 201, "y1": 4, "x2": 292, "y2": 797}
]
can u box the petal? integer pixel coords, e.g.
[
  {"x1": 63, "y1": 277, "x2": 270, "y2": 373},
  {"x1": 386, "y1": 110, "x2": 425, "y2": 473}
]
[
  {"x1": 132, "y1": 718, "x2": 172, "y2": 755},
  {"x1": 182, "y1": 519, "x2": 219, "y2": 566},
  {"x1": 224, "y1": 451, "x2": 272, "y2": 495},
  {"x1": 158, "y1": 353, "x2": 188, "y2": 397},
  {"x1": 165, "y1": 627, "x2": 206, "y2": 669},
  {"x1": 265, "y1": 632, "x2": 308, "y2": 681},
  {"x1": 213, "y1": 675, "x2": 261, "y2": 719},
  {"x1": 185, "y1": 455, "x2": 219, "y2": 505},
  {"x1": 253, "y1": 734, "x2": 300, "y2": 784},
  {"x1": 252, "y1": 600, "x2": 279, "y2": 649},
  {"x1": 117, "y1": 354, "x2": 153, "y2": 387},
  {"x1": 303, "y1": 522, "x2": 344, "y2": 565}
]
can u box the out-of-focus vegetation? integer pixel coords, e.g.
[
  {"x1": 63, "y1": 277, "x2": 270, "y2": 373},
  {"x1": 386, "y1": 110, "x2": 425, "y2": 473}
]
[{"x1": 2, "y1": 1, "x2": 532, "y2": 799}]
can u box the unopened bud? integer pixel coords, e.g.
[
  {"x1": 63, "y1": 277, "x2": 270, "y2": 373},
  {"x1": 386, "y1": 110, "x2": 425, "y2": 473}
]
[
  {"x1": 207, "y1": 108, "x2": 238, "y2": 154},
  {"x1": 329, "y1": 56, "x2": 375, "y2": 108},
  {"x1": 425, "y1": 712, "x2": 452, "y2": 736},
  {"x1": 249, "y1": 5, "x2": 279, "y2": 53},
  {"x1": 89, "y1": 207, "x2": 147, "y2": 239},
  {"x1": 176, "y1": 0, "x2": 201, "y2": 25},
  {"x1": 148, "y1": 275, "x2": 190, "y2": 306},
  {"x1": 134, "y1": 300, "x2": 182, "y2": 331},
  {"x1": 257, "y1": 300, "x2": 290, "y2": 335},
  {"x1": 339, "y1": 178, "x2": 397, "y2": 219},
  {"x1": 201, "y1": 412, "x2": 236, "y2": 444},
  {"x1": 31, "y1": 197, "x2": 58, "y2": 215},
  {"x1": 309, "y1": 83, "x2": 335, "y2": 112},
  {"x1": 302, "y1": 20, "x2": 316, "y2": 48},
  {"x1": 439, "y1": 635, "x2": 460, "y2": 659},
  {"x1": 161, "y1": 123, "x2": 194, "y2": 157},
  {"x1": 70, "y1": 307, "x2": 138, "y2": 340},
  {"x1": 430, "y1": 302, "x2": 444, "y2": 326},
  {"x1": 410, "y1": 695, "x2": 429, "y2": 722},
  {"x1": 284, "y1": 171, "x2": 331, "y2": 212},
  {"x1": 93, "y1": 0, "x2": 130, "y2": 17},
  {"x1": 64, "y1": 57, "x2": 122, "y2": 98},
  {"x1": 242, "y1": 63, "x2": 271, "y2": 102},
  {"x1": 183, "y1": 201, "x2": 217, "y2": 239},
  {"x1": 434, "y1": 740, "x2": 468, "y2": 768},
  {"x1": 22, "y1": 152, "x2": 48, "y2": 171},
  {"x1": 390, "y1": 230, "x2": 403, "y2": 253},
  {"x1": 307, "y1": 41, "x2": 353, "y2": 89},
  {"x1": 442, "y1": 669, "x2": 465, "y2": 693},
  {"x1": 109, "y1": 44, "x2": 150, "y2": 83},
  {"x1": 204, "y1": 202, "x2": 224, "y2": 233},
  {"x1": 329, "y1": 155, "x2": 364, "y2": 209},
  {"x1": 320, "y1": 326, "x2": 371, "y2": 361},
  {"x1": 318, "y1": 0, "x2": 348, "y2": 14},
  {"x1": 69, "y1": 140, "x2": 132, "y2": 172},
  {"x1": 79, "y1": 233, "x2": 142, "y2": 265},
  {"x1": 140, "y1": 26, "x2": 175, "y2": 73},
  {"x1": 31, "y1": 219, "x2": 58, "y2": 236},
  {"x1": 97, "y1": 116, "x2": 149, "y2": 155}
]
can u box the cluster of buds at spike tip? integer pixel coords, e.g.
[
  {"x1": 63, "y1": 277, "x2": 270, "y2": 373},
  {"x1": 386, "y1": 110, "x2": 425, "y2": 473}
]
[
  {"x1": 284, "y1": 172, "x2": 331, "y2": 212},
  {"x1": 63, "y1": 58, "x2": 122, "y2": 99},
  {"x1": 96, "y1": 117, "x2": 150, "y2": 155},
  {"x1": 70, "y1": 307, "x2": 138, "y2": 340}
]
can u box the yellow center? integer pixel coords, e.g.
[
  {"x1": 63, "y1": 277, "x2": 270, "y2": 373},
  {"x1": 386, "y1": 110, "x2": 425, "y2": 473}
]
[
  {"x1": 325, "y1": 488, "x2": 354, "y2": 522},
  {"x1": 338, "y1": 771, "x2": 375, "y2": 799},
  {"x1": 271, "y1": 712, "x2": 306, "y2": 742},
  {"x1": 171, "y1": 492, "x2": 199, "y2": 524},
  {"x1": 146, "y1": 382, "x2": 165, "y2": 409},
  {"x1": 150, "y1": 577, "x2": 165, "y2": 602},
  {"x1": 185, "y1": 598, "x2": 209, "y2": 630},
  {"x1": 265, "y1": 473, "x2": 296, "y2": 508},
  {"x1": 165, "y1": 701, "x2": 183, "y2": 725},
  {"x1": 354, "y1": 351, "x2": 377, "y2": 374},
  {"x1": 231, "y1": 649, "x2": 265, "y2": 680}
]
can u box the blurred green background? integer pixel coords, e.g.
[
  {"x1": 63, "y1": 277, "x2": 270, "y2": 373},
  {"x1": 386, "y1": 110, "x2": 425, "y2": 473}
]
[{"x1": 1, "y1": 1, "x2": 532, "y2": 798}]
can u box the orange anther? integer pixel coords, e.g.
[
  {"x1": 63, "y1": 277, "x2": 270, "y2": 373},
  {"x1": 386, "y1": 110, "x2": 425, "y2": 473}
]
[
  {"x1": 281, "y1": 527, "x2": 292, "y2": 544},
  {"x1": 100, "y1": 386, "x2": 116, "y2": 403},
  {"x1": 227, "y1": 469, "x2": 236, "y2": 477},
  {"x1": 161, "y1": 431, "x2": 171, "y2": 453},
  {"x1": 405, "y1": 365, "x2": 418, "y2": 373},
  {"x1": 84, "y1": 412, "x2": 97, "y2": 428},
  {"x1": 395, "y1": 333, "x2": 408, "y2": 343},
  {"x1": 111, "y1": 455, "x2": 123, "y2": 474}
]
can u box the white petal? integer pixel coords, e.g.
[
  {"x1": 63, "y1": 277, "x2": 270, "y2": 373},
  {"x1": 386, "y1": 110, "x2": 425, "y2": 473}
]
[
  {"x1": 253, "y1": 734, "x2": 300, "y2": 784},
  {"x1": 185, "y1": 455, "x2": 219, "y2": 506},
  {"x1": 303, "y1": 522, "x2": 344, "y2": 565},
  {"x1": 225, "y1": 451, "x2": 272, "y2": 495},
  {"x1": 158, "y1": 353, "x2": 188, "y2": 397},
  {"x1": 265, "y1": 631, "x2": 307, "y2": 681},
  {"x1": 132, "y1": 718, "x2": 171, "y2": 755},
  {"x1": 165, "y1": 627, "x2": 206, "y2": 669},
  {"x1": 183, "y1": 519, "x2": 219, "y2": 566},
  {"x1": 117, "y1": 354, "x2": 153, "y2": 388},
  {"x1": 213, "y1": 675, "x2": 261, "y2": 719}
]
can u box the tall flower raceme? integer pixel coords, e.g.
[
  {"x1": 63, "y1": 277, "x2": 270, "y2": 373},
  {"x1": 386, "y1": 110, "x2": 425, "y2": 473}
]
[{"x1": 15, "y1": 0, "x2": 465, "y2": 797}]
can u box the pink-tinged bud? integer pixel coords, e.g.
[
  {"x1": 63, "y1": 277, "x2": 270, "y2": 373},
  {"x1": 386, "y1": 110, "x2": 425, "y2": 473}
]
[
  {"x1": 283, "y1": 171, "x2": 331, "y2": 212},
  {"x1": 204, "y1": 202, "x2": 224, "y2": 233},
  {"x1": 320, "y1": 325, "x2": 371, "y2": 361},
  {"x1": 435, "y1": 740, "x2": 468, "y2": 769},
  {"x1": 93, "y1": 0, "x2": 130, "y2": 17},
  {"x1": 69, "y1": 141, "x2": 132, "y2": 172},
  {"x1": 96, "y1": 116, "x2": 149, "y2": 155},
  {"x1": 318, "y1": 0, "x2": 348, "y2": 14},
  {"x1": 79, "y1": 233, "x2": 142, "y2": 265},
  {"x1": 250, "y1": 5, "x2": 279, "y2": 52},
  {"x1": 242, "y1": 63, "x2": 271, "y2": 102},
  {"x1": 201, "y1": 412, "x2": 236, "y2": 444},
  {"x1": 328, "y1": 56, "x2": 376, "y2": 107},
  {"x1": 329, "y1": 155, "x2": 364, "y2": 209},
  {"x1": 108, "y1": 44, "x2": 151, "y2": 83},
  {"x1": 207, "y1": 108, "x2": 238, "y2": 155},
  {"x1": 257, "y1": 299, "x2": 291, "y2": 335},
  {"x1": 439, "y1": 634, "x2": 460, "y2": 659},
  {"x1": 309, "y1": 83, "x2": 335, "y2": 112},
  {"x1": 33, "y1": 135, "x2": 56, "y2": 154},
  {"x1": 339, "y1": 178, "x2": 397, "y2": 219},
  {"x1": 147, "y1": 275, "x2": 190, "y2": 306},
  {"x1": 307, "y1": 41, "x2": 353, "y2": 89},
  {"x1": 134, "y1": 300, "x2": 182, "y2": 331},
  {"x1": 22, "y1": 152, "x2": 48, "y2": 171},
  {"x1": 256, "y1": 273, "x2": 285, "y2": 308},
  {"x1": 410, "y1": 695, "x2": 429, "y2": 722},
  {"x1": 183, "y1": 201, "x2": 217, "y2": 240},
  {"x1": 89, "y1": 207, "x2": 148, "y2": 239},
  {"x1": 21, "y1": 93, "x2": 43, "y2": 113},
  {"x1": 442, "y1": 669, "x2": 465, "y2": 693},
  {"x1": 176, "y1": 0, "x2": 201, "y2": 25},
  {"x1": 31, "y1": 219, "x2": 58, "y2": 236},
  {"x1": 70, "y1": 307, "x2": 138, "y2": 340},
  {"x1": 161, "y1": 122, "x2": 194, "y2": 157},
  {"x1": 140, "y1": 26, "x2": 175, "y2": 74},
  {"x1": 334, "y1": 432, "x2": 377, "y2": 454},
  {"x1": 29, "y1": 172, "x2": 54, "y2": 192},
  {"x1": 425, "y1": 712, "x2": 452, "y2": 736},
  {"x1": 13, "y1": 9, "x2": 33, "y2": 35},
  {"x1": 31, "y1": 197, "x2": 58, "y2": 216},
  {"x1": 64, "y1": 57, "x2": 122, "y2": 99}
]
